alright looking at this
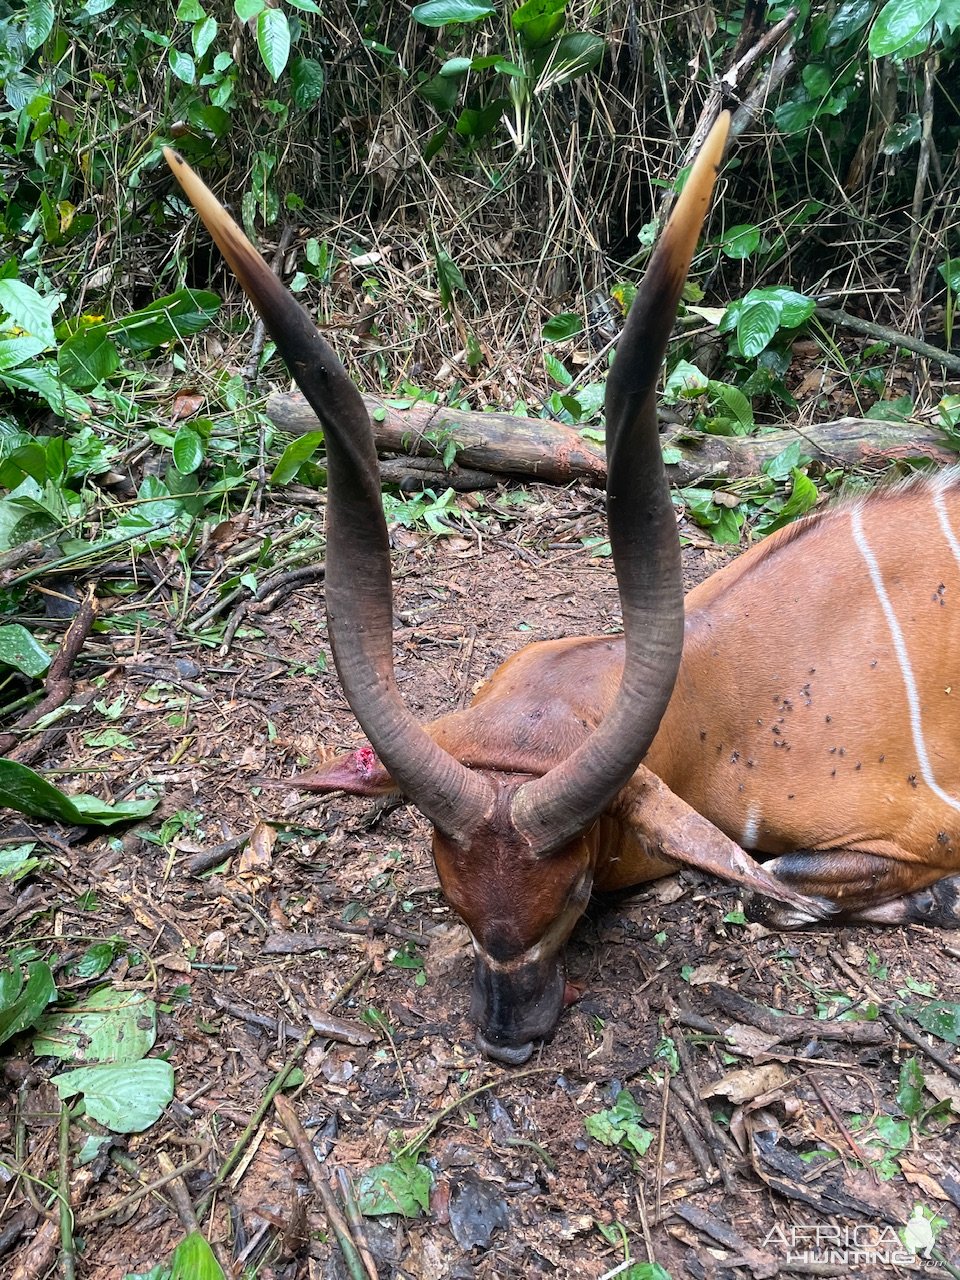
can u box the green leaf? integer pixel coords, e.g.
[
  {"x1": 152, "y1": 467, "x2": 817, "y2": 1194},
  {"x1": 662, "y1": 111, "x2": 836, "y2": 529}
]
[
  {"x1": 58, "y1": 327, "x2": 121, "y2": 389},
  {"x1": 34, "y1": 988, "x2": 156, "y2": 1063},
  {"x1": 168, "y1": 49, "x2": 197, "y2": 84},
  {"x1": 177, "y1": 0, "x2": 205, "y2": 18},
  {"x1": 0, "y1": 844, "x2": 41, "y2": 882},
  {"x1": 900, "y1": 1001, "x2": 960, "y2": 1044},
  {"x1": 110, "y1": 289, "x2": 220, "y2": 351},
  {"x1": 68, "y1": 941, "x2": 123, "y2": 980},
  {"x1": 192, "y1": 16, "x2": 218, "y2": 59},
  {"x1": 939, "y1": 258, "x2": 960, "y2": 292},
  {"x1": 0, "y1": 335, "x2": 48, "y2": 371},
  {"x1": 882, "y1": 113, "x2": 922, "y2": 154},
  {"x1": 708, "y1": 381, "x2": 754, "y2": 433},
  {"x1": 439, "y1": 56, "x2": 473, "y2": 75},
  {"x1": 256, "y1": 8, "x2": 290, "y2": 81},
  {"x1": 0, "y1": 625, "x2": 51, "y2": 677},
  {"x1": 897, "y1": 1057, "x2": 925, "y2": 1119},
  {"x1": 736, "y1": 299, "x2": 780, "y2": 358},
  {"x1": 271, "y1": 431, "x2": 324, "y2": 485},
  {"x1": 585, "y1": 1089, "x2": 654, "y2": 1158},
  {"x1": 511, "y1": 0, "x2": 567, "y2": 46},
  {"x1": 52, "y1": 1059, "x2": 175, "y2": 1133},
  {"x1": 435, "y1": 249, "x2": 466, "y2": 310},
  {"x1": 762, "y1": 439, "x2": 813, "y2": 480},
  {"x1": 544, "y1": 351, "x2": 572, "y2": 386},
  {"x1": 542, "y1": 313, "x2": 583, "y2": 341},
  {"x1": 25, "y1": 0, "x2": 56, "y2": 50},
  {"x1": 0, "y1": 961, "x2": 57, "y2": 1047},
  {"x1": 411, "y1": 0, "x2": 495, "y2": 25},
  {"x1": 172, "y1": 425, "x2": 205, "y2": 475},
  {"x1": 0, "y1": 280, "x2": 56, "y2": 347},
  {"x1": 869, "y1": 0, "x2": 938, "y2": 56},
  {"x1": 234, "y1": 0, "x2": 265, "y2": 19},
  {"x1": 356, "y1": 1157, "x2": 432, "y2": 1216},
  {"x1": 290, "y1": 56, "x2": 325, "y2": 109},
  {"x1": 536, "y1": 32, "x2": 604, "y2": 87},
  {"x1": 826, "y1": 0, "x2": 873, "y2": 46},
  {"x1": 170, "y1": 1233, "x2": 226, "y2": 1280},
  {"x1": 720, "y1": 223, "x2": 761, "y2": 260},
  {"x1": 0, "y1": 759, "x2": 159, "y2": 828}
]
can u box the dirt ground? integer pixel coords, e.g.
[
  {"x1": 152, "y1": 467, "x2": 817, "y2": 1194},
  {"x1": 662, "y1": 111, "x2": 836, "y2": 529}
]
[{"x1": 2, "y1": 482, "x2": 959, "y2": 1279}]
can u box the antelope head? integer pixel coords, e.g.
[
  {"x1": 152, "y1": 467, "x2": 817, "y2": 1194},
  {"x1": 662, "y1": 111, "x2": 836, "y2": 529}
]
[{"x1": 165, "y1": 115, "x2": 730, "y2": 1063}]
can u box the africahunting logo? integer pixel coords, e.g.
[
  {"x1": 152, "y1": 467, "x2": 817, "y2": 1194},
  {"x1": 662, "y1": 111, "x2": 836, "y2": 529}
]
[{"x1": 762, "y1": 1207, "x2": 943, "y2": 1268}]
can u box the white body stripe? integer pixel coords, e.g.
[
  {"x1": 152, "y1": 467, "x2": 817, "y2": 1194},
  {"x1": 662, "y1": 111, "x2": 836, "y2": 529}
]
[
  {"x1": 850, "y1": 505, "x2": 960, "y2": 814},
  {"x1": 933, "y1": 483, "x2": 960, "y2": 573},
  {"x1": 741, "y1": 804, "x2": 761, "y2": 849}
]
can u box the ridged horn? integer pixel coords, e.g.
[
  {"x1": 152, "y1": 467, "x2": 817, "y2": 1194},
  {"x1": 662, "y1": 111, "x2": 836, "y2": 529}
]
[
  {"x1": 163, "y1": 148, "x2": 493, "y2": 844},
  {"x1": 511, "y1": 113, "x2": 730, "y2": 856}
]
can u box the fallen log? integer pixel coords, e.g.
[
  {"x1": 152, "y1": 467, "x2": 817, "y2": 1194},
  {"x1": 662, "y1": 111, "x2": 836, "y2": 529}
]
[{"x1": 266, "y1": 391, "x2": 957, "y2": 489}]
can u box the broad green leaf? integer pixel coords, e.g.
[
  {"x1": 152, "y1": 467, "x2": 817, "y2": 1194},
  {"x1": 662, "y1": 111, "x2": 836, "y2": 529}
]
[
  {"x1": 168, "y1": 49, "x2": 197, "y2": 84},
  {"x1": 0, "y1": 961, "x2": 57, "y2": 1046},
  {"x1": 512, "y1": 0, "x2": 566, "y2": 46},
  {"x1": 35, "y1": 987, "x2": 155, "y2": 1062},
  {"x1": 0, "y1": 625, "x2": 51, "y2": 677},
  {"x1": 736, "y1": 299, "x2": 780, "y2": 358},
  {"x1": 584, "y1": 1089, "x2": 654, "y2": 1158},
  {"x1": 774, "y1": 97, "x2": 819, "y2": 135},
  {"x1": 25, "y1": 0, "x2": 56, "y2": 50},
  {"x1": 0, "y1": 844, "x2": 41, "y2": 882},
  {"x1": 721, "y1": 223, "x2": 761, "y2": 260},
  {"x1": 420, "y1": 73, "x2": 460, "y2": 112},
  {"x1": 742, "y1": 286, "x2": 815, "y2": 327},
  {"x1": 0, "y1": 280, "x2": 56, "y2": 347},
  {"x1": 0, "y1": 759, "x2": 159, "y2": 827},
  {"x1": 257, "y1": 8, "x2": 290, "y2": 80},
  {"x1": 897, "y1": 1057, "x2": 925, "y2": 1119},
  {"x1": 882, "y1": 113, "x2": 922, "y2": 154},
  {"x1": 938, "y1": 259, "x2": 960, "y2": 292},
  {"x1": 439, "y1": 56, "x2": 473, "y2": 75},
  {"x1": 171, "y1": 1232, "x2": 226, "y2": 1280},
  {"x1": 110, "y1": 289, "x2": 219, "y2": 351},
  {"x1": 709, "y1": 382, "x2": 755, "y2": 433},
  {"x1": 52, "y1": 1059, "x2": 174, "y2": 1133},
  {"x1": 192, "y1": 16, "x2": 218, "y2": 59},
  {"x1": 762, "y1": 439, "x2": 813, "y2": 480},
  {"x1": 172, "y1": 425, "x2": 204, "y2": 475},
  {"x1": 900, "y1": 1001, "x2": 960, "y2": 1044},
  {"x1": 356, "y1": 1157, "x2": 432, "y2": 1217},
  {"x1": 67, "y1": 941, "x2": 123, "y2": 980},
  {"x1": 0, "y1": 335, "x2": 48, "y2": 370},
  {"x1": 869, "y1": 0, "x2": 938, "y2": 56},
  {"x1": 826, "y1": 0, "x2": 873, "y2": 46},
  {"x1": 0, "y1": 365, "x2": 90, "y2": 416},
  {"x1": 436, "y1": 250, "x2": 466, "y2": 310},
  {"x1": 176, "y1": 0, "x2": 205, "y2": 18},
  {"x1": 58, "y1": 327, "x2": 121, "y2": 389},
  {"x1": 544, "y1": 351, "x2": 572, "y2": 386},
  {"x1": 412, "y1": 0, "x2": 495, "y2": 25},
  {"x1": 271, "y1": 430, "x2": 324, "y2": 485},
  {"x1": 542, "y1": 313, "x2": 583, "y2": 341},
  {"x1": 290, "y1": 56, "x2": 325, "y2": 109},
  {"x1": 537, "y1": 32, "x2": 605, "y2": 87},
  {"x1": 234, "y1": 0, "x2": 264, "y2": 18},
  {"x1": 664, "y1": 359, "x2": 709, "y2": 401}
]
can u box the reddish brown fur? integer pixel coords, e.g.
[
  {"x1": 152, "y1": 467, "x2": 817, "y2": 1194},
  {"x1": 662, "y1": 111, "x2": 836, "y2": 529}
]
[{"x1": 312, "y1": 474, "x2": 960, "y2": 918}]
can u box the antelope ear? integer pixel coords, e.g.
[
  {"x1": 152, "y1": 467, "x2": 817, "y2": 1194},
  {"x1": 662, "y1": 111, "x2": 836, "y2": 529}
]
[{"x1": 288, "y1": 745, "x2": 398, "y2": 797}]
